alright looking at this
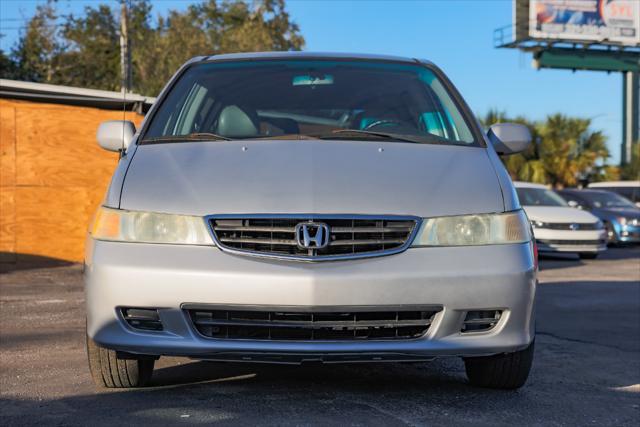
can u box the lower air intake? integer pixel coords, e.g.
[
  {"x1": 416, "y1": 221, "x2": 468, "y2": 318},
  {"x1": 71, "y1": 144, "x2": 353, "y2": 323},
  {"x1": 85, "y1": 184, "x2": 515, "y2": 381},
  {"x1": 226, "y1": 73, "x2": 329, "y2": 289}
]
[{"x1": 186, "y1": 307, "x2": 440, "y2": 341}]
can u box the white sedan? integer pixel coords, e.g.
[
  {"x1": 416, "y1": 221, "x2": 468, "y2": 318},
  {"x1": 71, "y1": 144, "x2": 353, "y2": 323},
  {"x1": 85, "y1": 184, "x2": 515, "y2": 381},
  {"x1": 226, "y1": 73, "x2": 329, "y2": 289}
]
[{"x1": 514, "y1": 182, "x2": 607, "y2": 259}]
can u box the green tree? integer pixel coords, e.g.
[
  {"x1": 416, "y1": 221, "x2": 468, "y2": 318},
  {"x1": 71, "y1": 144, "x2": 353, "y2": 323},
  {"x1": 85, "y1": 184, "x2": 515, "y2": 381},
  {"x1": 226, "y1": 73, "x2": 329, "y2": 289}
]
[
  {"x1": 481, "y1": 111, "x2": 614, "y2": 187},
  {"x1": 537, "y1": 114, "x2": 610, "y2": 187},
  {"x1": 217, "y1": 0, "x2": 304, "y2": 53},
  {"x1": 133, "y1": 0, "x2": 305, "y2": 95},
  {"x1": 8, "y1": 1, "x2": 60, "y2": 82},
  {"x1": 55, "y1": 5, "x2": 121, "y2": 90},
  {"x1": 0, "y1": 49, "x2": 18, "y2": 79},
  {"x1": 620, "y1": 143, "x2": 640, "y2": 180},
  {"x1": 4, "y1": 0, "x2": 304, "y2": 95},
  {"x1": 135, "y1": 3, "x2": 212, "y2": 95}
]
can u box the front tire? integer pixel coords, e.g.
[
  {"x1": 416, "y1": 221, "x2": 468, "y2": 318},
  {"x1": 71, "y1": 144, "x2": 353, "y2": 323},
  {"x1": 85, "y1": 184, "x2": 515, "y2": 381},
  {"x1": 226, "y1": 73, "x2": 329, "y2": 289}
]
[
  {"x1": 86, "y1": 335, "x2": 154, "y2": 388},
  {"x1": 579, "y1": 252, "x2": 599, "y2": 259},
  {"x1": 464, "y1": 340, "x2": 534, "y2": 389}
]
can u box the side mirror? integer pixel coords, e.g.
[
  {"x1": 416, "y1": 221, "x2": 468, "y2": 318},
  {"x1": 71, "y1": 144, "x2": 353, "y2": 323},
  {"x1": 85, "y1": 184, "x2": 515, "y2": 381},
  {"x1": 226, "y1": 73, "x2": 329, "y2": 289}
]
[
  {"x1": 567, "y1": 200, "x2": 582, "y2": 209},
  {"x1": 96, "y1": 120, "x2": 136, "y2": 152},
  {"x1": 487, "y1": 123, "x2": 531, "y2": 155}
]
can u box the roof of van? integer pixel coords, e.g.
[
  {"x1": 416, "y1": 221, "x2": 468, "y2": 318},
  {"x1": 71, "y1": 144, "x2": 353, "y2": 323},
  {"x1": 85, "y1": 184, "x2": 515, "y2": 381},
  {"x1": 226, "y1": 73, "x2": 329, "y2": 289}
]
[
  {"x1": 202, "y1": 51, "x2": 424, "y2": 64},
  {"x1": 559, "y1": 188, "x2": 612, "y2": 194},
  {"x1": 588, "y1": 181, "x2": 640, "y2": 188},
  {"x1": 513, "y1": 181, "x2": 548, "y2": 189}
]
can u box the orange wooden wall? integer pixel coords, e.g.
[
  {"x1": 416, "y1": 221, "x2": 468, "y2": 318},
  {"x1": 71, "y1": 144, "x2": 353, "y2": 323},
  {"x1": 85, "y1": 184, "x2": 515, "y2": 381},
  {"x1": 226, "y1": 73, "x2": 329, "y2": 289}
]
[{"x1": 0, "y1": 99, "x2": 144, "y2": 264}]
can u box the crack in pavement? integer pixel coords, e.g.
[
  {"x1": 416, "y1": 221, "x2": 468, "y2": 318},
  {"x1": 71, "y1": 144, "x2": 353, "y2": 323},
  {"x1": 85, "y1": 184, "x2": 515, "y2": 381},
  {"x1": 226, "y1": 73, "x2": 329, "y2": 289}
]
[{"x1": 537, "y1": 331, "x2": 639, "y2": 354}]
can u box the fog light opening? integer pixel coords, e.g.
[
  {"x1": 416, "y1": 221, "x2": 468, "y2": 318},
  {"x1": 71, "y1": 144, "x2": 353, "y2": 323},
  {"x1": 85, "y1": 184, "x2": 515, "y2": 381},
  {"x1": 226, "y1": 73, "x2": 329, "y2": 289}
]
[
  {"x1": 461, "y1": 310, "x2": 502, "y2": 333},
  {"x1": 121, "y1": 308, "x2": 163, "y2": 331}
]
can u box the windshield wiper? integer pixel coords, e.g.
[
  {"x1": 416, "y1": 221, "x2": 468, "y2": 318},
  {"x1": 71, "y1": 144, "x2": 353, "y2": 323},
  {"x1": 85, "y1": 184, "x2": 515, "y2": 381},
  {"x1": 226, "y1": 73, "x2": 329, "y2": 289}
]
[
  {"x1": 318, "y1": 129, "x2": 444, "y2": 145},
  {"x1": 251, "y1": 134, "x2": 321, "y2": 140},
  {"x1": 142, "y1": 132, "x2": 232, "y2": 143}
]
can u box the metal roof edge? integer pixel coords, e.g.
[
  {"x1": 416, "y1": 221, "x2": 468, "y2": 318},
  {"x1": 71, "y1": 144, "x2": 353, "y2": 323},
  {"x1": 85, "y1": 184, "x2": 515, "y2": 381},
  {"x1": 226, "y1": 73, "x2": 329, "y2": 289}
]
[{"x1": 0, "y1": 79, "x2": 156, "y2": 104}]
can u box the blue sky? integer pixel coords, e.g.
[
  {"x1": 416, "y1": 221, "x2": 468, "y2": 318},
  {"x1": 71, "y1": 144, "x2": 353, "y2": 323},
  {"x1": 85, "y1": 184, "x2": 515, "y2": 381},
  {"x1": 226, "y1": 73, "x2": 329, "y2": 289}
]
[{"x1": 0, "y1": 0, "x2": 624, "y2": 161}]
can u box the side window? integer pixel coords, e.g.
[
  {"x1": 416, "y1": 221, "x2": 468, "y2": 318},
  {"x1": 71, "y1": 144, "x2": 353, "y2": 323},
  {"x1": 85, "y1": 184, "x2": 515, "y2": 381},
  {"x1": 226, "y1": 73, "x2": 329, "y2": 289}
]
[
  {"x1": 419, "y1": 70, "x2": 473, "y2": 143},
  {"x1": 173, "y1": 84, "x2": 210, "y2": 135},
  {"x1": 617, "y1": 187, "x2": 638, "y2": 202},
  {"x1": 420, "y1": 112, "x2": 448, "y2": 138}
]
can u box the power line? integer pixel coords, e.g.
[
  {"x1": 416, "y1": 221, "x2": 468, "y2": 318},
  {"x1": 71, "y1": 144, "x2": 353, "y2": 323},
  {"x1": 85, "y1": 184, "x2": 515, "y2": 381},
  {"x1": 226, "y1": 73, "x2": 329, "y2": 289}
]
[{"x1": 0, "y1": 24, "x2": 64, "y2": 30}]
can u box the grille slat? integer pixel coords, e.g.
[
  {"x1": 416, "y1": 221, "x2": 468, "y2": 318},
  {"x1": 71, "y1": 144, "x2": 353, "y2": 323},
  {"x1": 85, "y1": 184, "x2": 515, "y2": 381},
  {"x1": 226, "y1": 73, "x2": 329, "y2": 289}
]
[
  {"x1": 188, "y1": 308, "x2": 439, "y2": 341},
  {"x1": 215, "y1": 226, "x2": 296, "y2": 233},
  {"x1": 219, "y1": 237, "x2": 298, "y2": 246},
  {"x1": 210, "y1": 216, "x2": 418, "y2": 260},
  {"x1": 192, "y1": 318, "x2": 433, "y2": 329},
  {"x1": 537, "y1": 239, "x2": 604, "y2": 245},
  {"x1": 329, "y1": 239, "x2": 406, "y2": 246},
  {"x1": 330, "y1": 226, "x2": 414, "y2": 233}
]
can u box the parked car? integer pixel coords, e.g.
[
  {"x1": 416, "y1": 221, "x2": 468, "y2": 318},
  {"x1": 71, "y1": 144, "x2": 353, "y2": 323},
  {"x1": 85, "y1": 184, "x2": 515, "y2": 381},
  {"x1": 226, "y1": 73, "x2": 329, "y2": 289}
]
[
  {"x1": 588, "y1": 181, "x2": 640, "y2": 208},
  {"x1": 86, "y1": 52, "x2": 537, "y2": 390},
  {"x1": 514, "y1": 182, "x2": 606, "y2": 258},
  {"x1": 558, "y1": 189, "x2": 640, "y2": 244}
]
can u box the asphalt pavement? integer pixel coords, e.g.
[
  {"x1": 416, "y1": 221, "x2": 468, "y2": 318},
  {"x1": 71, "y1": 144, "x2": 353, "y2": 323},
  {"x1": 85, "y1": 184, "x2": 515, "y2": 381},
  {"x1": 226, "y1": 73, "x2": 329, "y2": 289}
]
[{"x1": 1, "y1": 247, "x2": 639, "y2": 426}]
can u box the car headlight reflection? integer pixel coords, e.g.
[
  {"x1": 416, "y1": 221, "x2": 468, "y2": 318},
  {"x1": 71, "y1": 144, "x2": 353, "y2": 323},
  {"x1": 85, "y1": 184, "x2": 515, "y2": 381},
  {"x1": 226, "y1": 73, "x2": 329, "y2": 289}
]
[
  {"x1": 411, "y1": 210, "x2": 532, "y2": 247},
  {"x1": 90, "y1": 206, "x2": 213, "y2": 245}
]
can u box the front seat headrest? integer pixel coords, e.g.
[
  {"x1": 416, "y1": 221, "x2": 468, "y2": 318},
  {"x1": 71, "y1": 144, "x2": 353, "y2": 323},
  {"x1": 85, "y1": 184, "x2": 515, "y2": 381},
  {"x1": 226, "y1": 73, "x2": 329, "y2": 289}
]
[{"x1": 216, "y1": 105, "x2": 259, "y2": 138}]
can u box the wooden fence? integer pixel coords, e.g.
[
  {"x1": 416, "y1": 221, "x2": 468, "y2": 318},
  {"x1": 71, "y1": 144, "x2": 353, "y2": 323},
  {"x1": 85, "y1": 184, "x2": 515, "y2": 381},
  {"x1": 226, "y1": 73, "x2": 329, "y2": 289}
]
[{"x1": 0, "y1": 99, "x2": 144, "y2": 265}]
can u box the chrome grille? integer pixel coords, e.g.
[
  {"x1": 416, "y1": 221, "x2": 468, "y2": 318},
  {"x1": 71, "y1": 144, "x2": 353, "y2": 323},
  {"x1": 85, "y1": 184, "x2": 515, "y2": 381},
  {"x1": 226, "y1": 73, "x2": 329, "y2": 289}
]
[
  {"x1": 186, "y1": 307, "x2": 440, "y2": 341},
  {"x1": 543, "y1": 222, "x2": 601, "y2": 231},
  {"x1": 208, "y1": 215, "x2": 419, "y2": 261}
]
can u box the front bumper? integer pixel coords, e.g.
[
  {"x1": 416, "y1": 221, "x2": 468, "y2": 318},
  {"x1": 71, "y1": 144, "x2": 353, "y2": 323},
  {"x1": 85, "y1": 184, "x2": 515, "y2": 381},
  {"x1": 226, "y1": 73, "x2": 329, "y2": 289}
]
[
  {"x1": 613, "y1": 223, "x2": 640, "y2": 243},
  {"x1": 533, "y1": 228, "x2": 607, "y2": 253},
  {"x1": 85, "y1": 238, "x2": 536, "y2": 362}
]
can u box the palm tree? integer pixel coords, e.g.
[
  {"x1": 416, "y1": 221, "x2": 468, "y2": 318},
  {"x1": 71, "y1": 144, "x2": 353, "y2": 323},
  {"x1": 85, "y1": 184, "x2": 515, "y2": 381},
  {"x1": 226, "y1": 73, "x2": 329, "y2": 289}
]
[{"x1": 480, "y1": 111, "x2": 613, "y2": 187}]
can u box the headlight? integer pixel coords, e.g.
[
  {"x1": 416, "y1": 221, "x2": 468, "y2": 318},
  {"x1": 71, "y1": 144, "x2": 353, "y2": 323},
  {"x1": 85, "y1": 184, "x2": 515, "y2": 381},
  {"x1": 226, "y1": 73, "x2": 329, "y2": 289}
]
[
  {"x1": 531, "y1": 220, "x2": 545, "y2": 229},
  {"x1": 411, "y1": 210, "x2": 532, "y2": 247},
  {"x1": 90, "y1": 206, "x2": 213, "y2": 245}
]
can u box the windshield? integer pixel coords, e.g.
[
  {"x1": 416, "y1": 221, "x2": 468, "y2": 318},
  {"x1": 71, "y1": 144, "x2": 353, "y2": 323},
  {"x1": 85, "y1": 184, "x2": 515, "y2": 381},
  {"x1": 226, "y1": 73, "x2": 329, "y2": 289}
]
[
  {"x1": 516, "y1": 187, "x2": 568, "y2": 207},
  {"x1": 591, "y1": 186, "x2": 639, "y2": 203},
  {"x1": 142, "y1": 59, "x2": 476, "y2": 145},
  {"x1": 581, "y1": 191, "x2": 637, "y2": 209}
]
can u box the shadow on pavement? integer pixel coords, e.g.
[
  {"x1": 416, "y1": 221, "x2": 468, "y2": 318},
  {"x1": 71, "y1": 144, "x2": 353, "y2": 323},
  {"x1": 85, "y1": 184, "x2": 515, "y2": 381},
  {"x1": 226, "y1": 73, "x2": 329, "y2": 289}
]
[
  {"x1": 538, "y1": 254, "x2": 583, "y2": 271},
  {"x1": 0, "y1": 358, "x2": 534, "y2": 426},
  {"x1": 538, "y1": 245, "x2": 639, "y2": 271},
  {"x1": 0, "y1": 253, "x2": 75, "y2": 273},
  {"x1": 2, "y1": 348, "x2": 637, "y2": 426}
]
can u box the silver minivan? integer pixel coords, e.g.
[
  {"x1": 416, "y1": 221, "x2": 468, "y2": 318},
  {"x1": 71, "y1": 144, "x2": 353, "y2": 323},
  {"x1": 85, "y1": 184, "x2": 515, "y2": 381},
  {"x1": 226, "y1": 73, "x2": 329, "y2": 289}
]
[{"x1": 86, "y1": 52, "x2": 536, "y2": 389}]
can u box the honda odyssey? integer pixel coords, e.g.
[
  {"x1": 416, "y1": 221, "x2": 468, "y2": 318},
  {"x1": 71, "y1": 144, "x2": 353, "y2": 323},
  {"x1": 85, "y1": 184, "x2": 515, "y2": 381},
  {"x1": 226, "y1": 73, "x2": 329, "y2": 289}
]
[{"x1": 86, "y1": 52, "x2": 536, "y2": 389}]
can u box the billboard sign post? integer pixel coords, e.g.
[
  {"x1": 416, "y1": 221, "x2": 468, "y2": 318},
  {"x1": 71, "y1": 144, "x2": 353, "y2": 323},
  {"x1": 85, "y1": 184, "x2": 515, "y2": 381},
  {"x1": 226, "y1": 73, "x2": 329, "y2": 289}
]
[{"x1": 499, "y1": 0, "x2": 639, "y2": 166}]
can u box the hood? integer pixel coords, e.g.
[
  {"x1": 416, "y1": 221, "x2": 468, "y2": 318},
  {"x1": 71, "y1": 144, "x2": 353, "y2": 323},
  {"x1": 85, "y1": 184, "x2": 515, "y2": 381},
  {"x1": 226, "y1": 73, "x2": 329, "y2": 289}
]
[
  {"x1": 522, "y1": 205, "x2": 599, "y2": 223},
  {"x1": 120, "y1": 140, "x2": 504, "y2": 217}
]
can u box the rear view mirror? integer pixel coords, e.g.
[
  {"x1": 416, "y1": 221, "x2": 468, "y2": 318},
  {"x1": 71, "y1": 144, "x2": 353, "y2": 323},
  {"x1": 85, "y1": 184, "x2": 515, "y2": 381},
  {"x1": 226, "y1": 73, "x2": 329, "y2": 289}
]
[
  {"x1": 97, "y1": 120, "x2": 136, "y2": 152},
  {"x1": 487, "y1": 123, "x2": 531, "y2": 155}
]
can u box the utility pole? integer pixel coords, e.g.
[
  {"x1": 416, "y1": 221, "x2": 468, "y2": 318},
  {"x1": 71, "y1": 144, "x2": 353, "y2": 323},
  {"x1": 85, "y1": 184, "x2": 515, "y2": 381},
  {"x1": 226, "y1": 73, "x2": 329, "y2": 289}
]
[
  {"x1": 621, "y1": 71, "x2": 639, "y2": 165},
  {"x1": 120, "y1": 0, "x2": 131, "y2": 93}
]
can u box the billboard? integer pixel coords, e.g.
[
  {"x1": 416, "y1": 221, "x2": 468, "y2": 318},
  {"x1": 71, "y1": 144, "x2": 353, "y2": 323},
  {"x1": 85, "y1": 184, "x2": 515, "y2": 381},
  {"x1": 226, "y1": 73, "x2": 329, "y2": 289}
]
[{"x1": 527, "y1": 0, "x2": 640, "y2": 46}]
